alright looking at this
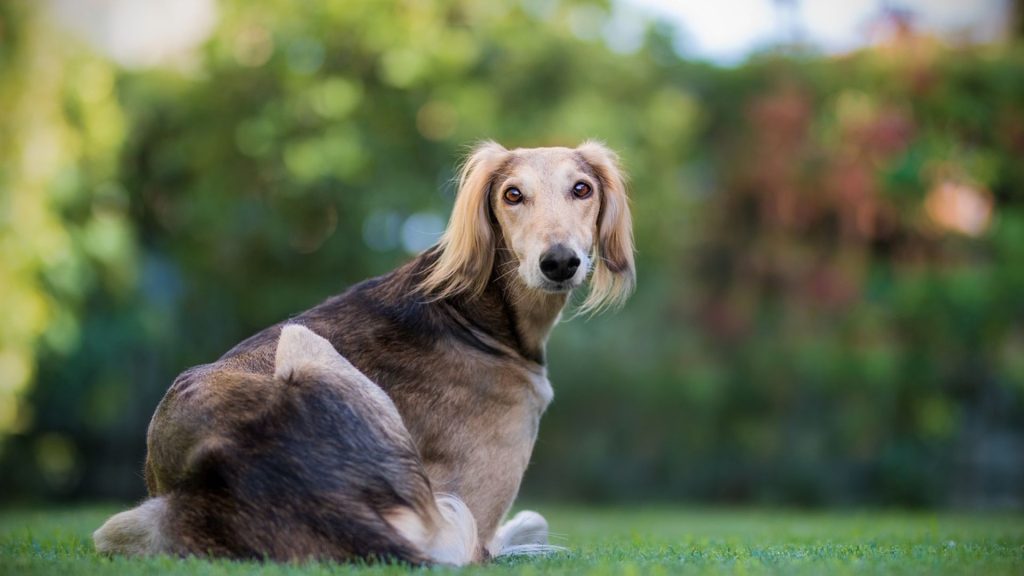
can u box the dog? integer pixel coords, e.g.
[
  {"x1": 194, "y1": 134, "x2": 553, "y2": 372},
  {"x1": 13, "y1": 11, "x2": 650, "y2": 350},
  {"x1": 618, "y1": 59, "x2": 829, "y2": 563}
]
[{"x1": 94, "y1": 140, "x2": 635, "y2": 565}]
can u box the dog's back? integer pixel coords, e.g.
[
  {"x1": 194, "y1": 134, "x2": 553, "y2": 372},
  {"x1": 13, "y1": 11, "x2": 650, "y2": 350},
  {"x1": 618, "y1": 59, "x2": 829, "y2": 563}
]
[{"x1": 94, "y1": 325, "x2": 478, "y2": 565}]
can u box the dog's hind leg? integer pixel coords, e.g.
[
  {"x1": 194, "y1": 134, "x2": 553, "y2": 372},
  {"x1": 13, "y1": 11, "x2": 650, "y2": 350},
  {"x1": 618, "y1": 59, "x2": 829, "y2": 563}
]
[
  {"x1": 273, "y1": 324, "x2": 480, "y2": 565},
  {"x1": 99, "y1": 325, "x2": 479, "y2": 564}
]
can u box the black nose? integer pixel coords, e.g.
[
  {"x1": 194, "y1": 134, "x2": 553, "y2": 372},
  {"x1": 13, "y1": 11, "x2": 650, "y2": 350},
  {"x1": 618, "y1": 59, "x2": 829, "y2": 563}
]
[{"x1": 539, "y1": 245, "x2": 581, "y2": 282}]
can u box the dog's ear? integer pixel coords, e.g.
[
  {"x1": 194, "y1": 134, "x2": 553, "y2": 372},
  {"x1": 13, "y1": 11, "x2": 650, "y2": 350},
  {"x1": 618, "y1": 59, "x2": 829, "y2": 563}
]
[
  {"x1": 576, "y1": 141, "x2": 636, "y2": 312},
  {"x1": 420, "y1": 140, "x2": 509, "y2": 299}
]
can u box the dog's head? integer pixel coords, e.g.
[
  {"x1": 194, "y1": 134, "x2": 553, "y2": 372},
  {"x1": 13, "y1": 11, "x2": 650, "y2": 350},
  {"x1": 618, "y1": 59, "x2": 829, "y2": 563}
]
[{"x1": 421, "y1": 141, "x2": 635, "y2": 312}]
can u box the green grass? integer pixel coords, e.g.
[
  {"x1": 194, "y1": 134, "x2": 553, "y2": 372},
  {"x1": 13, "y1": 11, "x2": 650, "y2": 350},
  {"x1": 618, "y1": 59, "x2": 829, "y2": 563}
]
[{"x1": 1, "y1": 506, "x2": 1021, "y2": 575}]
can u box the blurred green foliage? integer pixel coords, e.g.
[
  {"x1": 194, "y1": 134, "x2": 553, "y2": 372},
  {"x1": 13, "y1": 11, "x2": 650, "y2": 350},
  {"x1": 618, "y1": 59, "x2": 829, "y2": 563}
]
[{"x1": 0, "y1": 0, "x2": 1022, "y2": 508}]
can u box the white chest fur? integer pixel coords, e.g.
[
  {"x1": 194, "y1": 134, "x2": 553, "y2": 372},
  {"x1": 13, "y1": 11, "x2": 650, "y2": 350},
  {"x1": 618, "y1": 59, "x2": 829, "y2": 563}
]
[{"x1": 526, "y1": 368, "x2": 554, "y2": 411}]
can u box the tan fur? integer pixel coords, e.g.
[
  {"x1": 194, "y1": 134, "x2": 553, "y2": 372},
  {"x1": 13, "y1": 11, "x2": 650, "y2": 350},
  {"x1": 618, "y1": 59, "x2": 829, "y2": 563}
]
[
  {"x1": 421, "y1": 141, "x2": 635, "y2": 313},
  {"x1": 385, "y1": 493, "x2": 478, "y2": 565},
  {"x1": 421, "y1": 141, "x2": 509, "y2": 299},
  {"x1": 274, "y1": 325, "x2": 400, "y2": 432},
  {"x1": 280, "y1": 326, "x2": 479, "y2": 565},
  {"x1": 109, "y1": 142, "x2": 634, "y2": 564},
  {"x1": 93, "y1": 497, "x2": 168, "y2": 556},
  {"x1": 412, "y1": 142, "x2": 636, "y2": 544},
  {"x1": 576, "y1": 141, "x2": 636, "y2": 313}
]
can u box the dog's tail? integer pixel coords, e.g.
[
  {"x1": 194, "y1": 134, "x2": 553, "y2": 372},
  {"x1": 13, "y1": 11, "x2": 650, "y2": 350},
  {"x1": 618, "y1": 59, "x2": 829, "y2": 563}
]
[{"x1": 93, "y1": 497, "x2": 169, "y2": 556}]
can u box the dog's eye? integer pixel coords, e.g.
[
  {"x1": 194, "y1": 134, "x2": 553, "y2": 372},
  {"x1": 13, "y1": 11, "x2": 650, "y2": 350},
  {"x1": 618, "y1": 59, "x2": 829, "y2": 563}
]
[
  {"x1": 572, "y1": 181, "x2": 592, "y2": 199},
  {"x1": 503, "y1": 187, "x2": 524, "y2": 205}
]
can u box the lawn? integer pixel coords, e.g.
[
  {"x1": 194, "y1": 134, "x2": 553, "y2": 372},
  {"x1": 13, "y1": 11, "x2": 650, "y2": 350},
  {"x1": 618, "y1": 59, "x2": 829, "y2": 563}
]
[{"x1": 1, "y1": 506, "x2": 1021, "y2": 575}]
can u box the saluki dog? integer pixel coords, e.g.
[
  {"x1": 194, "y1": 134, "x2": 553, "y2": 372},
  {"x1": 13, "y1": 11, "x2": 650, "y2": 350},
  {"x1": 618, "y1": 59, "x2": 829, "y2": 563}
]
[{"x1": 94, "y1": 141, "x2": 635, "y2": 565}]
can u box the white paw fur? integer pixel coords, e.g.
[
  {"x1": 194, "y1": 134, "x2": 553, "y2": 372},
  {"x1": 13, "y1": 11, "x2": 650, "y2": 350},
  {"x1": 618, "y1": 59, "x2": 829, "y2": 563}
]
[{"x1": 490, "y1": 510, "x2": 564, "y2": 557}]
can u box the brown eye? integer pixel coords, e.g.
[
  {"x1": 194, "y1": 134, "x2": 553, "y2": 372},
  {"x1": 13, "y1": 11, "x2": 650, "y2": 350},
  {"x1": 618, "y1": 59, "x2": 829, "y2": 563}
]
[
  {"x1": 503, "y1": 187, "x2": 524, "y2": 205},
  {"x1": 572, "y1": 181, "x2": 592, "y2": 199}
]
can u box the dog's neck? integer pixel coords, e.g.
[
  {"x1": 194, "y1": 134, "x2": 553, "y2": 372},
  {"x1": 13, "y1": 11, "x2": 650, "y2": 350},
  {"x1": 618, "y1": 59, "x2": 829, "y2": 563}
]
[
  {"x1": 499, "y1": 277, "x2": 568, "y2": 363},
  {"x1": 445, "y1": 245, "x2": 568, "y2": 364}
]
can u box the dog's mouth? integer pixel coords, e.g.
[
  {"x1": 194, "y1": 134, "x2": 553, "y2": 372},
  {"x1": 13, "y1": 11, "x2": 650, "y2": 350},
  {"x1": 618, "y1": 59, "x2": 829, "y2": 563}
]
[{"x1": 538, "y1": 279, "x2": 576, "y2": 293}]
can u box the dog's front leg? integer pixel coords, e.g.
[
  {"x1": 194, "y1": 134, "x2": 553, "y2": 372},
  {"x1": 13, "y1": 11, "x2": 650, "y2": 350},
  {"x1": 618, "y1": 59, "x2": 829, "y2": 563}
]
[{"x1": 487, "y1": 510, "x2": 551, "y2": 556}]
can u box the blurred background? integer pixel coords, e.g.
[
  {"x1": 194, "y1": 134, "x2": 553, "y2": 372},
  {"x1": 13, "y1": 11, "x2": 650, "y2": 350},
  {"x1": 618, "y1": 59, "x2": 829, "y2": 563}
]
[{"x1": 1, "y1": 0, "x2": 1023, "y2": 510}]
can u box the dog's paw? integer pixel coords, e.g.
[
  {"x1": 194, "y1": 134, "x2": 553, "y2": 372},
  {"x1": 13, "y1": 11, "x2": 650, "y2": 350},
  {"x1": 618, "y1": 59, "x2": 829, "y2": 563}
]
[{"x1": 489, "y1": 510, "x2": 556, "y2": 556}]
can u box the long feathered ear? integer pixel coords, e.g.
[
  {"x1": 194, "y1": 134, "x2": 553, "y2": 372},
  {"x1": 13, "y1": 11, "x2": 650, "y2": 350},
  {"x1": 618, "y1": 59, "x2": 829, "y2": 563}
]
[
  {"x1": 576, "y1": 140, "x2": 636, "y2": 313},
  {"x1": 420, "y1": 141, "x2": 509, "y2": 299}
]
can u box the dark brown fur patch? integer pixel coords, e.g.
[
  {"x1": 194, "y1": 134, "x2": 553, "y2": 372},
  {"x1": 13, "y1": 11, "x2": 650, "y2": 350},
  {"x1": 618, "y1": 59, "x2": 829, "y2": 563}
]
[
  {"x1": 151, "y1": 367, "x2": 435, "y2": 563},
  {"x1": 144, "y1": 249, "x2": 549, "y2": 560}
]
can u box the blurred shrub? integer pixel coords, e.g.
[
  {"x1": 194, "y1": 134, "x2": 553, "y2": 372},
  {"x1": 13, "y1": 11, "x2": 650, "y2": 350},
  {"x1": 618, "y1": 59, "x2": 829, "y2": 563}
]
[
  {"x1": 0, "y1": 1, "x2": 135, "y2": 487},
  {"x1": 0, "y1": 0, "x2": 1021, "y2": 508},
  {"x1": 535, "y1": 43, "x2": 1024, "y2": 508}
]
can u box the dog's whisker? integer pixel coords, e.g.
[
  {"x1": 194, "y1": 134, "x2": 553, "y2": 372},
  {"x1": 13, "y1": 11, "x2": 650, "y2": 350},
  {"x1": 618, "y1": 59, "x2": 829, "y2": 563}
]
[{"x1": 495, "y1": 267, "x2": 520, "y2": 283}]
